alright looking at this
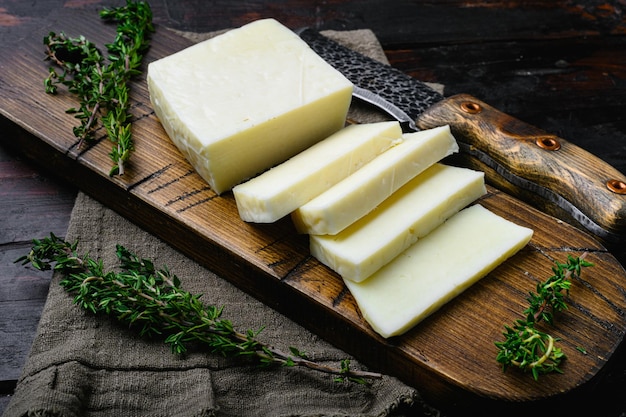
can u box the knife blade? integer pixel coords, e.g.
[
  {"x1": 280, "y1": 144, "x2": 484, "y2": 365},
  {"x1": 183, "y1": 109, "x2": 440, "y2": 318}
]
[{"x1": 297, "y1": 27, "x2": 626, "y2": 243}]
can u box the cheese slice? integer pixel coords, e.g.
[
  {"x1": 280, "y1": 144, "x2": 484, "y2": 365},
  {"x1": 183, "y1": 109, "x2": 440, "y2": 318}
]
[
  {"x1": 292, "y1": 125, "x2": 459, "y2": 235},
  {"x1": 310, "y1": 163, "x2": 486, "y2": 283},
  {"x1": 147, "y1": 19, "x2": 354, "y2": 194},
  {"x1": 233, "y1": 121, "x2": 403, "y2": 223},
  {"x1": 344, "y1": 204, "x2": 533, "y2": 338}
]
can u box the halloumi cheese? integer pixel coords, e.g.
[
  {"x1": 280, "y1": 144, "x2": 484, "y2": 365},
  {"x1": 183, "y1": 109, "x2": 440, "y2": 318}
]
[
  {"x1": 344, "y1": 204, "x2": 533, "y2": 338},
  {"x1": 148, "y1": 19, "x2": 354, "y2": 194},
  {"x1": 310, "y1": 164, "x2": 487, "y2": 282},
  {"x1": 233, "y1": 121, "x2": 402, "y2": 223},
  {"x1": 292, "y1": 125, "x2": 459, "y2": 235}
]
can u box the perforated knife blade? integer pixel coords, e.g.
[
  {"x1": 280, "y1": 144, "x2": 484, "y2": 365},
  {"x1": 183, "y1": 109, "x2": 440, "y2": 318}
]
[{"x1": 297, "y1": 27, "x2": 626, "y2": 242}]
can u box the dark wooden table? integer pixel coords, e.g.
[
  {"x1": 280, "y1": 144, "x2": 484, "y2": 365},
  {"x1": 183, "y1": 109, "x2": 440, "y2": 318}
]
[{"x1": 1, "y1": 1, "x2": 626, "y2": 415}]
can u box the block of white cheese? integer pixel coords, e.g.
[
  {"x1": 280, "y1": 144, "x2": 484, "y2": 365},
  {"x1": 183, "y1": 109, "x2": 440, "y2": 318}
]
[
  {"x1": 310, "y1": 163, "x2": 487, "y2": 283},
  {"x1": 233, "y1": 121, "x2": 403, "y2": 223},
  {"x1": 147, "y1": 19, "x2": 354, "y2": 194},
  {"x1": 292, "y1": 125, "x2": 459, "y2": 235},
  {"x1": 344, "y1": 204, "x2": 533, "y2": 338}
]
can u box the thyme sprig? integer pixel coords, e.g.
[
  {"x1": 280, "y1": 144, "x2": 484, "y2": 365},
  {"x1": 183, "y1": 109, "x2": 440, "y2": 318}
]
[
  {"x1": 495, "y1": 253, "x2": 593, "y2": 380},
  {"x1": 17, "y1": 233, "x2": 381, "y2": 384},
  {"x1": 43, "y1": 0, "x2": 154, "y2": 176}
]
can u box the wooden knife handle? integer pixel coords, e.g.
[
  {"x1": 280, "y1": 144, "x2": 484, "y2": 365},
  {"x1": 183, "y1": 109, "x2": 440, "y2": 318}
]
[{"x1": 415, "y1": 93, "x2": 626, "y2": 240}]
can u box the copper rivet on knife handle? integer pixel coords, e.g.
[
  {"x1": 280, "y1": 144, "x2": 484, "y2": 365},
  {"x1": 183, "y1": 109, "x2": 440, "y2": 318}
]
[
  {"x1": 536, "y1": 136, "x2": 561, "y2": 151},
  {"x1": 607, "y1": 179, "x2": 626, "y2": 195},
  {"x1": 460, "y1": 101, "x2": 482, "y2": 114}
]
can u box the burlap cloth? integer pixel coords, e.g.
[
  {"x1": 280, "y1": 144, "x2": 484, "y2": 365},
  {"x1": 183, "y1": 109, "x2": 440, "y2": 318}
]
[{"x1": 4, "y1": 29, "x2": 443, "y2": 417}]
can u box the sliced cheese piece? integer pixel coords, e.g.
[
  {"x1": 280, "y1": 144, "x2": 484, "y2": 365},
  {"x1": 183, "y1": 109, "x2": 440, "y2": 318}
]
[
  {"x1": 147, "y1": 18, "x2": 354, "y2": 194},
  {"x1": 310, "y1": 163, "x2": 486, "y2": 283},
  {"x1": 292, "y1": 125, "x2": 459, "y2": 235},
  {"x1": 233, "y1": 121, "x2": 403, "y2": 223},
  {"x1": 344, "y1": 204, "x2": 533, "y2": 338}
]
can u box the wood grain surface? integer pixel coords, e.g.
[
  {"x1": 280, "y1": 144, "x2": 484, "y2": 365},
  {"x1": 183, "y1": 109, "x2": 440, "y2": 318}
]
[{"x1": 2, "y1": 2, "x2": 626, "y2": 416}]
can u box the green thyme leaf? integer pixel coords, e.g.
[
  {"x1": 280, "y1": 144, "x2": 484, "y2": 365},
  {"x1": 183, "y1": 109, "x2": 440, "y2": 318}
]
[
  {"x1": 43, "y1": 0, "x2": 154, "y2": 176},
  {"x1": 17, "y1": 233, "x2": 382, "y2": 383},
  {"x1": 495, "y1": 253, "x2": 593, "y2": 380}
]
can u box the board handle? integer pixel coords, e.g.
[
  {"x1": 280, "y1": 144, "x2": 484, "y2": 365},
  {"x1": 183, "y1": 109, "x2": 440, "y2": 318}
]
[{"x1": 415, "y1": 93, "x2": 626, "y2": 241}]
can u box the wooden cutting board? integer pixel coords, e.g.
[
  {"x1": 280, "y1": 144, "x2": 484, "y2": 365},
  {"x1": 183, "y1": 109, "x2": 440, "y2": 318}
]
[{"x1": 2, "y1": 7, "x2": 626, "y2": 412}]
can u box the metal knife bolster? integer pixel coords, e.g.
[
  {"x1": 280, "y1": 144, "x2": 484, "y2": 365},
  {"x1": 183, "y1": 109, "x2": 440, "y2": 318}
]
[{"x1": 298, "y1": 27, "x2": 626, "y2": 241}]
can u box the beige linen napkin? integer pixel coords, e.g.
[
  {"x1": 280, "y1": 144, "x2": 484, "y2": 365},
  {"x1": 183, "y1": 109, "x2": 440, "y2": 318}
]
[{"x1": 3, "y1": 29, "x2": 443, "y2": 417}]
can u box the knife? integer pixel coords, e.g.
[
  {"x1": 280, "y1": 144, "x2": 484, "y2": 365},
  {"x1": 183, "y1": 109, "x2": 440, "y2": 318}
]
[{"x1": 297, "y1": 28, "x2": 626, "y2": 243}]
